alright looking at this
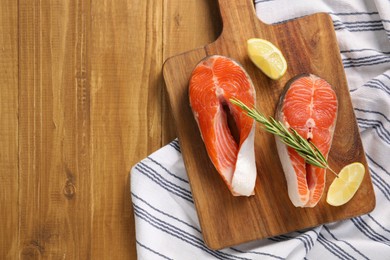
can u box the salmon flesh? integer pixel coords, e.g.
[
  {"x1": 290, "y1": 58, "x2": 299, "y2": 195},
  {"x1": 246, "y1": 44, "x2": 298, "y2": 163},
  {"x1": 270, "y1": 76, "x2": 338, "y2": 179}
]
[
  {"x1": 275, "y1": 74, "x2": 338, "y2": 207},
  {"x1": 189, "y1": 55, "x2": 257, "y2": 196}
]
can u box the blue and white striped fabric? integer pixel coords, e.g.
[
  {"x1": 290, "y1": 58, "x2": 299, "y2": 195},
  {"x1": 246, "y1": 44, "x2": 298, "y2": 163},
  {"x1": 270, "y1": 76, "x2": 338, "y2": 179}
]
[{"x1": 131, "y1": 0, "x2": 390, "y2": 259}]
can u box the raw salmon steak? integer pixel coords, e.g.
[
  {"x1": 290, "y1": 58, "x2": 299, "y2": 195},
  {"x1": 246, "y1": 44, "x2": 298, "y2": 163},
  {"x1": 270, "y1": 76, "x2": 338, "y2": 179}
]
[
  {"x1": 189, "y1": 55, "x2": 257, "y2": 196},
  {"x1": 275, "y1": 74, "x2": 338, "y2": 207}
]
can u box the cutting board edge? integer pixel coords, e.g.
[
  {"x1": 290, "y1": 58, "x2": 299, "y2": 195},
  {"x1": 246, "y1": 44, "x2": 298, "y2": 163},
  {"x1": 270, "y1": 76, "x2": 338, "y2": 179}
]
[
  {"x1": 163, "y1": 47, "x2": 206, "y2": 71},
  {"x1": 205, "y1": 198, "x2": 376, "y2": 250}
]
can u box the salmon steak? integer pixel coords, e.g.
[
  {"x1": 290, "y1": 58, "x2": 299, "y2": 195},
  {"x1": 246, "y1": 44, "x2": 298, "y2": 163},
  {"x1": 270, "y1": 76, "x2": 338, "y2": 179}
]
[
  {"x1": 275, "y1": 74, "x2": 338, "y2": 207},
  {"x1": 189, "y1": 55, "x2": 257, "y2": 196}
]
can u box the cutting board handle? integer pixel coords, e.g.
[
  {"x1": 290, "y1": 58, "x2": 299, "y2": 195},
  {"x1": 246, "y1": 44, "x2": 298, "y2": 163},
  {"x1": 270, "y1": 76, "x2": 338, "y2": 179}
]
[{"x1": 217, "y1": 0, "x2": 267, "y2": 33}]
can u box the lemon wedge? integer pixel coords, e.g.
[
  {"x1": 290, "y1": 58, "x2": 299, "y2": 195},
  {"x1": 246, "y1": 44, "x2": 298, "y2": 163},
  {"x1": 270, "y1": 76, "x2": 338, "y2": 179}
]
[
  {"x1": 326, "y1": 162, "x2": 365, "y2": 206},
  {"x1": 247, "y1": 38, "x2": 287, "y2": 80}
]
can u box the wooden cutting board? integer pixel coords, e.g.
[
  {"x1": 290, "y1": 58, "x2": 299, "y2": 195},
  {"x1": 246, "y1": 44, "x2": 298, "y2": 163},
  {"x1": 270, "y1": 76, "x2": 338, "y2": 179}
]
[{"x1": 163, "y1": 0, "x2": 375, "y2": 250}]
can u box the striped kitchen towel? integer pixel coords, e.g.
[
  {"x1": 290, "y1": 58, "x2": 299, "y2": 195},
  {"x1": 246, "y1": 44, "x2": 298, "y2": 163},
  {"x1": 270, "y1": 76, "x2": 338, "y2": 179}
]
[{"x1": 131, "y1": 0, "x2": 390, "y2": 259}]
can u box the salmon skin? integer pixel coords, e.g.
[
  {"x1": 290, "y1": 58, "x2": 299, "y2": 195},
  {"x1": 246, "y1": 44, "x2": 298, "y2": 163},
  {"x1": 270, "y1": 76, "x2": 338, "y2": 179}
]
[
  {"x1": 275, "y1": 74, "x2": 338, "y2": 207},
  {"x1": 189, "y1": 55, "x2": 257, "y2": 196}
]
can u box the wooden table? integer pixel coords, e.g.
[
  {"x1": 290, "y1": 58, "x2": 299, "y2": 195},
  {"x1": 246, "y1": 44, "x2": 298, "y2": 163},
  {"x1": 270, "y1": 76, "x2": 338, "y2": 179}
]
[{"x1": 0, "y1": 0, "x2": 221, "y2": 258}]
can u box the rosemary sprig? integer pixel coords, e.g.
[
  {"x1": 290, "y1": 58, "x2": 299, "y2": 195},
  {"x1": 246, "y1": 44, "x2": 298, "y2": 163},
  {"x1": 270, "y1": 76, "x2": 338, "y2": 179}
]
[{"x1": 230, "y1": 98, "x2": 338, "y2": 177}]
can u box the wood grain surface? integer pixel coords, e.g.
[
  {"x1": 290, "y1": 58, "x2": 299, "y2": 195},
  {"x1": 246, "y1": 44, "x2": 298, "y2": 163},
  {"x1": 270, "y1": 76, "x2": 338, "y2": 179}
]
[
  {"x1": 0, "y1": 0, "x2": 221, "y2": 258},
  {"x1": 163, "y1": 0, "x2": 375, "y2": 250}
]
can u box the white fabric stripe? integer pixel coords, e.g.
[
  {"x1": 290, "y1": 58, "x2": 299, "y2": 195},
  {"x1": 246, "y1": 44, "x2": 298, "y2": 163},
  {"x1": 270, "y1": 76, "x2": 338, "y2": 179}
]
[{"x1": 131, "y1": 0, "x2": 390, "y2": 259}]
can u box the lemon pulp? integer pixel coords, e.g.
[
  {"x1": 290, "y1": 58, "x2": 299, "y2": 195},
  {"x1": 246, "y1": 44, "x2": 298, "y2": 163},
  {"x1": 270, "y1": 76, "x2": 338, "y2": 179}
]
[
  {"x1": 326, "y1": 162, "x2": 365, "y2": 206},
  {"x1": 247, "y1": 38, "x2": 287, "y2": 80}
]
